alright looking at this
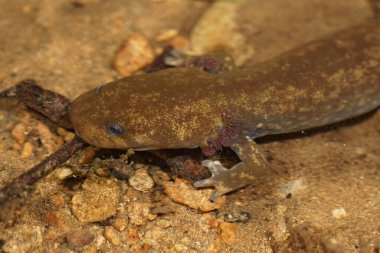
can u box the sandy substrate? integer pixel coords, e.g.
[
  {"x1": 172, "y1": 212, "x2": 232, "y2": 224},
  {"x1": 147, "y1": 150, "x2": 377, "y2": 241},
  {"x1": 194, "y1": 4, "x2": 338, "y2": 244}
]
[{"x1": 0, "y1": 1, "x2": 379, "y2": 252}]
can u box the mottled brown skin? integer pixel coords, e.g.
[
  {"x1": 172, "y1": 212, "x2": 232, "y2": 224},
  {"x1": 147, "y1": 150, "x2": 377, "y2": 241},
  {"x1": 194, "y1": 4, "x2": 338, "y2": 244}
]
[{"x1": 71, "y1": 20, "x2": 380, "y2": 200}]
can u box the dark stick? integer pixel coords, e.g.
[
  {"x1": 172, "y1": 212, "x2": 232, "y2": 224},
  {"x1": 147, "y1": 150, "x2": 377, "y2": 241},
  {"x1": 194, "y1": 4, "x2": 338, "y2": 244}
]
[
  {"x1": 0, "y1": 136, "x2": 87, "y2": 205},
  {"x1": 15, "y1": 80, "x2": 73, "y2": 129}
]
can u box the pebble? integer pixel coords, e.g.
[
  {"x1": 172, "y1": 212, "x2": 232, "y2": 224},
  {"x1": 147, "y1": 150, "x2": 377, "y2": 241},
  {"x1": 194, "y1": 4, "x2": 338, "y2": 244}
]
[
  {"x1": 155, "y1": 29, "x2": 178, "y2": 42},
  {"x1": 174, "y1": 243, "x2": 189, "y2": 252},
  {"x1": 66, "y1": 230, "x2": 94, "y2": 248},
  {"x1": 56, "y1": 127, "x2": 76, "y2": 142},
  {"x1": 104, "y1": 226, "x2": 121, "y2": 246},
  {"x1": 127, "y1": 202, "x2": 157, "y2": 226},
  {"x1": 78, "y1": 147, "x2": 98, "y2": 164},
  {"x1": 112, "y1": 218, "x2": 127, "y2": 232},
  {"x1": 129, "y1": 168, "x2": 154, "y2": 192},
  {"x1": 50, "y1": 193, "x2": 66, "y2": 207},
  {"x1": 71, "y1": 176, "x2": 120, "y2": 223},
  {"x1": 331, "y1": 208, "x2": 348, "y2": 219},
  {"x1": 162, "y1": 178, "x2": 225, "y2": 212},
  {"x1": 113, "y1": 33, "x2": 155, "y2": 76},
  {"x1": 21, "y1": 142, "x2": 34, "y2": 158},
  {"x1": 218, "y1": 222, "x2": 238, "y2": 244},
  {"x1": 10, "y1": 122, "x2": 26, "y2": 144},
  {"x1": 156, "y1": 219, "x2": 171, "y2": 229},
  {"x1": 54, "y1": 167, "x2": 73, "y2": 180}
]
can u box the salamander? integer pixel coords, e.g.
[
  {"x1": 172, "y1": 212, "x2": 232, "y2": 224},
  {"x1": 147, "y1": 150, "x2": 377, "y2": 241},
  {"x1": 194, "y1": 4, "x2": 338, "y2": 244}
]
[{"x1": 70, "y1": 20, "x2": 380, "y2": 201}]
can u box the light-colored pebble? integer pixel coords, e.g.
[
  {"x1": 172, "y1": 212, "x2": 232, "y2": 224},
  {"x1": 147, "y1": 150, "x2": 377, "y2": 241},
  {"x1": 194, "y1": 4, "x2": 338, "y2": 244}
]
[
  {"x1": 54, "y1": 167, "x2": 73, "y2": 180},
  {"x1": 156, "y1": 219, "x2": 171, "y2": 229},
  {"x1": 331, "y1": 208, "x2": 348, "y2": 219},
  {"x1": 174, "y1": 243, "x2": 189, "y2": 252},
  {"x1": 155, "y1": 29, "x2": 178, "y2": 42},
  {"x1": 11, "y1": 122, "x2": 26, "y2": 144},
  {"x1": 21, "y1": 142, "x2": 34, "y2": 158},
  {"x1": 113, "y1": 33, "x2": 155, "y2": 76},
  {"x1": 104, "y1": 226, "x2": 121, "y2": 246},
  {"x1": 129, "y1": 168, "x2": 154, "y2": 192},
  {"x1": 112, "y1": 218, "x2": 127, "y2": 232}
]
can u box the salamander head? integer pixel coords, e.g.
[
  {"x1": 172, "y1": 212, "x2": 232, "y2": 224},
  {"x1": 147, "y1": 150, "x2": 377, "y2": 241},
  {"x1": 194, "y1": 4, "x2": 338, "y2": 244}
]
[{"x1": 70, "y1": 68, "x2": 222, "y2": 151}]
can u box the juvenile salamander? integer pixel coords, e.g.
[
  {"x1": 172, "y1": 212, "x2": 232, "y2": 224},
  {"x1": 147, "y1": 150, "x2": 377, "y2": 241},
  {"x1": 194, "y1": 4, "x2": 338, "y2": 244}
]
[{"x1": 71, "y1": 20, "x2": 380, "y2": 201}]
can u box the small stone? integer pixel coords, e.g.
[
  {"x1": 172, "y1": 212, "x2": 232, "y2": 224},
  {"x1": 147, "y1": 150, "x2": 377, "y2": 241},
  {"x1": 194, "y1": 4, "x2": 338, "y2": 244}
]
[
  {"x1": 218, "y1": 222, "x2": 238, "y2": 244},
  {"x1": 54, "y1": 167, "x2": 73, "y2": 180},
  {"x1": 113, "y1": 33, "x2": 155, "y2": 76},
  {"x1": 127, "y1": 202, "x2": 157, "y2": 226},
  {"x1": 174, "y1": 243, "x2": 189, "y2": 252},
  {"x1": 112, "y1": 218, "x2": 127, "y2": 232},
  {"x1": 331, "y1": 208, "x2": 348, "y2": 219},
  {"x1": 162, "y1": 178, "x2": 225, "y2": 212},
  {"x1": 104, "y1": 226, "x2": 121, "y2": 246},
  {"x1": 50, "y1": 193, "x2": 66, "y2": 207},
  {"x1": 155, "y1": 29, "x2": 178, "y2": 42},
  {"x1": 71, "y1": 176, "x2": 120, "y2": 223},
  {"x1": 126, "y1": 228, "x2": 140, "y2": 241},
  {"x1": 156, "y1": 219, "x2": 171, "y2": 229},
  {"x1": 2, "y1": 225, "x2": 44, "y2": 252},
  {"x1": 11, "y1": 122, "x2": 26, "y2": 144},
  {"x1": 57, "y1": 127, "x2": 76, "y2": 142},
  {"x1": 129, "y1": 168, "x2": 154, "y2": 192},
  {"x1": 44, "y1": 211, "x2": 75, "y2": 233},
  {"x1": 21, "y1": 142, "x2": 34, "y2": 158},
  {"x1": 150, "y1": 205, "x2": 174, "y2": 215},
  {"x1": 66, "y1": 230, "x2": 94, "y2": 248},
  {"x1": 78, "y1": 147, "x2": 98, "y2": 164},
  {"x1": 208, "y1": 219, "x2": 219, "y2": 229}
]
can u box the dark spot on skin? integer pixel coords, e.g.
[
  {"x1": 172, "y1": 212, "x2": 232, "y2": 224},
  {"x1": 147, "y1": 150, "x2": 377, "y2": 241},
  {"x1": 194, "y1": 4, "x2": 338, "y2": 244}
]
[
  {"x1": 95, "y1": 83, "x2": 107, "y2": 94},
  {"x1": 106, "y1": 123, "x2": 124, "y2": 136}
]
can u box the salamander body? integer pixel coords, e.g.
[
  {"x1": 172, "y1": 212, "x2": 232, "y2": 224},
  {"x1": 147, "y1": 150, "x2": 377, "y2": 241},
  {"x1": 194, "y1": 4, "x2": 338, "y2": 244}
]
[{"x1": 71, "y1": 20, "x2": 380, "y2": 200}]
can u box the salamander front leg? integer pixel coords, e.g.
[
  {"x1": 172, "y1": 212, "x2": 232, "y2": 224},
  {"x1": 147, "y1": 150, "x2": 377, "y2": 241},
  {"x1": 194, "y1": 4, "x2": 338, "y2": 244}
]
[{"x1": 194, "y1": 136, "x2": 268, "y2": 201}]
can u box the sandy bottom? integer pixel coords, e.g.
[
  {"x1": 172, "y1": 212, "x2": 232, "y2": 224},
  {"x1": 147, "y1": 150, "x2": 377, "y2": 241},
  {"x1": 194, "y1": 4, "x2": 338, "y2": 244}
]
[{"x1": 0, "y1": 1, "x2": 379, "y2": 252}]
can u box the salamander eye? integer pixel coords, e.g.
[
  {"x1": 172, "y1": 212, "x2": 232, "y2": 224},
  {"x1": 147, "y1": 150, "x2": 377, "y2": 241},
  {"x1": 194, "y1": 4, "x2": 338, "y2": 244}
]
[{"x1": 106, "y1": 123, "x2": 124, "y2": 136}]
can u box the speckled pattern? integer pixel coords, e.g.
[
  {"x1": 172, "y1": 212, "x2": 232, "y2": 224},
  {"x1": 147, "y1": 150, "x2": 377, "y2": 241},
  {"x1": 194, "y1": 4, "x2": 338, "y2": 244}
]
[{"x1": 71, "y1": 20, "x2": 380, "y2": 199}]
